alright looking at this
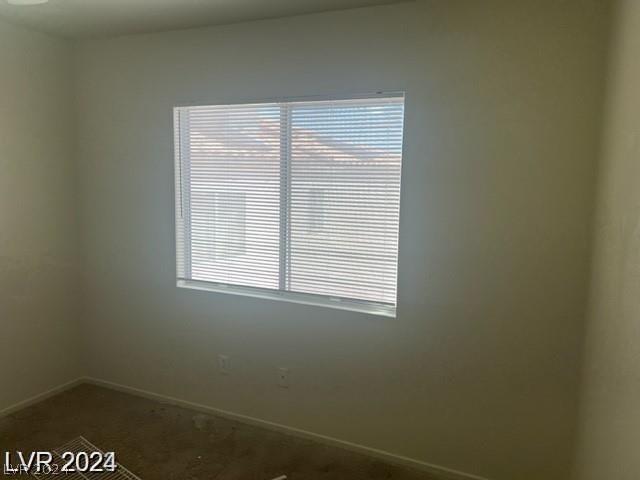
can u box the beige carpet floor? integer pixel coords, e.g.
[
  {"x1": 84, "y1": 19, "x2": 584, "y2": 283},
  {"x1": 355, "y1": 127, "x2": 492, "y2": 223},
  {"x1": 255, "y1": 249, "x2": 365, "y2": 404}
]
[{"x1": 0, "y1": 384, "x2": 440, "y2": 480}]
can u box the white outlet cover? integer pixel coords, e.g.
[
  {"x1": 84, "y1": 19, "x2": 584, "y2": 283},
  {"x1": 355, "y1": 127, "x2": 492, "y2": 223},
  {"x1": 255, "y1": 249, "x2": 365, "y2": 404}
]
[
  {"x1": 277, "y1": 367, "x2": 290, "y2": 388},
  {"x1": 218, "y1": 354, "x2": 230, "y2": 374}
]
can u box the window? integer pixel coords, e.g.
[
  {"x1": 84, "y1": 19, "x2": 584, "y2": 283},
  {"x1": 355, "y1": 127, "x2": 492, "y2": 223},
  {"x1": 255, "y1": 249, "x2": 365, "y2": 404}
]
[{"x1": 174, "y1": 94, "x2": 405, "y2": 317}]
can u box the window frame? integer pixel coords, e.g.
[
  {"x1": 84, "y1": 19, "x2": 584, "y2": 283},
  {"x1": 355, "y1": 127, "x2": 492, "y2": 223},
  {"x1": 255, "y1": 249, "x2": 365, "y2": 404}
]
[{"x1": 174, "y1": 92, "x2": 405, "y2": 318}]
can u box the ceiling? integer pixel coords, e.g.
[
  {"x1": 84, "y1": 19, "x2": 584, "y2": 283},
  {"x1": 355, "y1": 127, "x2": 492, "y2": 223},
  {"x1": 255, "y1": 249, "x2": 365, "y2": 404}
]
[{"x1": 0, "y1": 0, "x2": 408, "y2": 39}]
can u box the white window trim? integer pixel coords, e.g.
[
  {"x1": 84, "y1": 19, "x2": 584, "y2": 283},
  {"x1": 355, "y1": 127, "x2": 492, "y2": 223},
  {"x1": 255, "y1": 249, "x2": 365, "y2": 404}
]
[
  {"x1": 174, "y1": 92, "x2": 404, "y2": 318},
  {"x1": 177, "y1": 279, "x2": 396, "y2": 318}
]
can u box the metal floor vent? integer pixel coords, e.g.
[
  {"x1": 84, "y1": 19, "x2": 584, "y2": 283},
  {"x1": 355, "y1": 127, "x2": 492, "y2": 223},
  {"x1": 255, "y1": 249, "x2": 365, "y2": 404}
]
[
  {"x1": 32, "y1": 436, "x2": 141, "y2": 480},
  {"x1": 30, "y1": 436, "x2": 287, "y2": 480}
]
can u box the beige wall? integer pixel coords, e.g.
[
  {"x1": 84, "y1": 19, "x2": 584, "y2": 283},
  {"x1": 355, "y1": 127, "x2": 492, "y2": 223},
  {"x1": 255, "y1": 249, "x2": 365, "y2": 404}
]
[
  {"x1": 74, "y1": 1, "x2": 608, "y2": 479},
  {"x1": 0, "y1": 19, "x2": 80, "y2": 410},
  {"x1": 575, "y1": 1, "x2": 640, "y2": 478}
]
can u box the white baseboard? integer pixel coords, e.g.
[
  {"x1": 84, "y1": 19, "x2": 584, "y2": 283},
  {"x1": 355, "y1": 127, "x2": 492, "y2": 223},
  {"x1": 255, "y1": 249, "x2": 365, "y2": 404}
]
[
  {"x1": 84, "y1": 377, "x2": 491, "y2": 480},
  {"x1": 0, "y1": 377, "x2": 84, "y2": 418}
]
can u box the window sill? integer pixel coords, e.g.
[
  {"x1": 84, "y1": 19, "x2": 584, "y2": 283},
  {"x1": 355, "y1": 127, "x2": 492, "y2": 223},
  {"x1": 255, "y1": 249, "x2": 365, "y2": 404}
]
[{"x1": 177, "y1": 279, "x2": 396, "y2": 318}]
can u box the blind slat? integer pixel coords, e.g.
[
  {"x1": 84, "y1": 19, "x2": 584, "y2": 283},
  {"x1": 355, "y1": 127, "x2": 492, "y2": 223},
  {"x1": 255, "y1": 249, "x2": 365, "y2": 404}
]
[{"x1": 175, "y1": 95, "x2": 404, "y2": 313}]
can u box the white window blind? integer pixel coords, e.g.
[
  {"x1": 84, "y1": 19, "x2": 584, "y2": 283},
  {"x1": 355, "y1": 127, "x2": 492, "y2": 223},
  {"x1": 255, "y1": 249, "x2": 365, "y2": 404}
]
[{"x1": 175, "y1": 94, "x2": 405, "y2": 317}]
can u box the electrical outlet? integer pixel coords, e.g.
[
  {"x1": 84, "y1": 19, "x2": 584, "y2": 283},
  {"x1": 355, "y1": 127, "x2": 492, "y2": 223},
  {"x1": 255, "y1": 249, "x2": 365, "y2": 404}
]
[
  {"x1": 218, "y1": 354, "x2": 230, "y2": 375},
  {"x1": 277, "y1": 367, "x2": 290, "y2": 388}
]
